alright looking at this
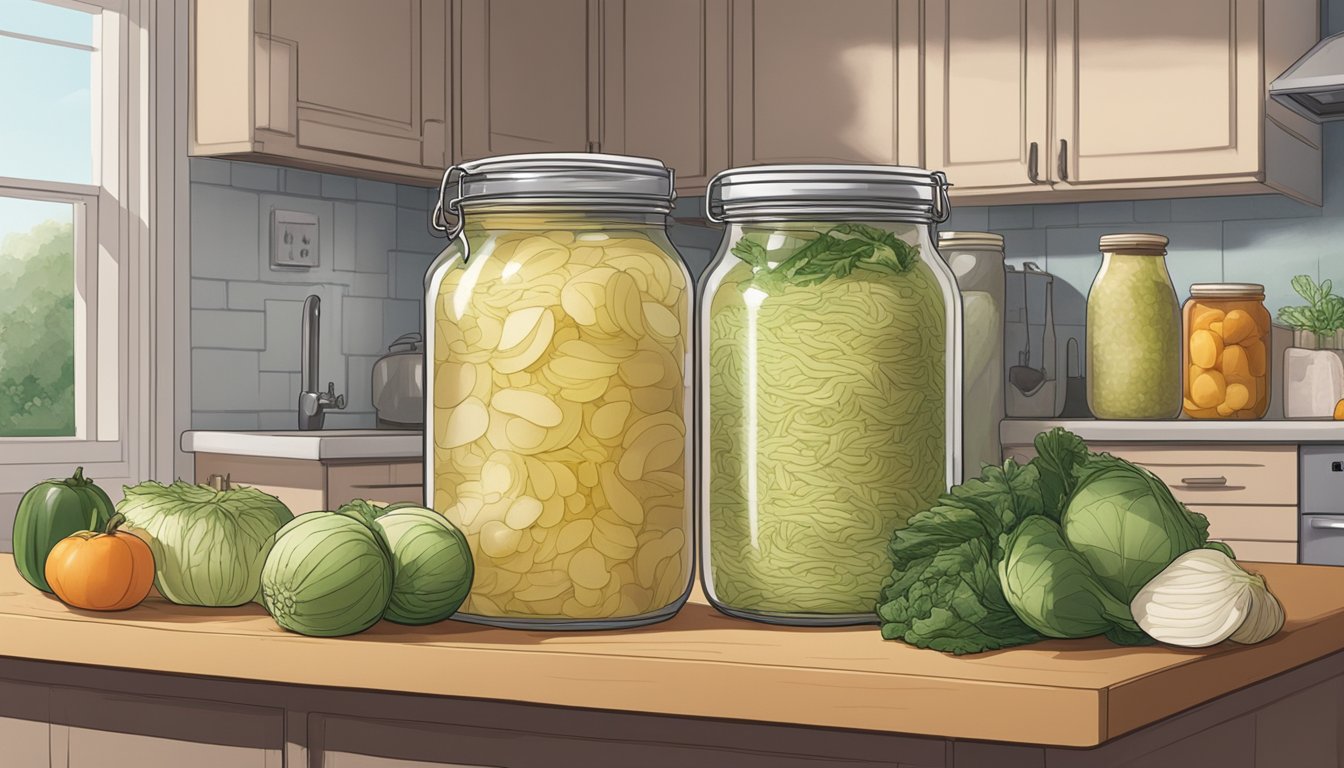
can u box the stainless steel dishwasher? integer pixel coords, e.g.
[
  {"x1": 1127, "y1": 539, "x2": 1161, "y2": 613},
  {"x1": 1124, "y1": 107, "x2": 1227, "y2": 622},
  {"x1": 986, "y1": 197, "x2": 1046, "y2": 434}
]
[{"x1": 1300, "y1": 445, "x2": 1344, "y2": 565}]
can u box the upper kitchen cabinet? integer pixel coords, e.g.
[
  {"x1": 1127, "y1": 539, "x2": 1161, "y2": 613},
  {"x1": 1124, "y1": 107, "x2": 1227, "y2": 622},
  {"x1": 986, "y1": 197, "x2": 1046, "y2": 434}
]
[
  {"x1": 729, "y1": 0, "x2": 923, "y2": 166},
  {"x1": 190, "y1": 0, "x2": 451, "y2": 184},
  {"x1": 600, "y1": 0, "x2": 730, "y2": 191},
  {"x1": 925, "y1": 0, "x2": 1049, "y2": 195},
  {"x1": 934, "y1": 0, "x2": 1322, "y2": 205},
  {"x1": 455, "y1": 0, "x2": 595, "y2": 160}
]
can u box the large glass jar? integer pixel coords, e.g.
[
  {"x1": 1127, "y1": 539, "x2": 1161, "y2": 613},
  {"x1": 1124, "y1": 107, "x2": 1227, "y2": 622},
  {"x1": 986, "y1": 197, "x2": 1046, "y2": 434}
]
[
  {"x1": 1183, "y1": 283, "x2": 1270, "y2": 419},
  {"x1": 425, "y1": 154, "x2": 693, "y2": 629},
  {"x1": 1087, "y1": 233, "x2": 1181, "y2": 420},
  {"x1": 701, "y1": 165, "x2": 960, "y2": 626},
  {"x1": 939, "y1": 231, "x2": 1005, "y2": 476}
]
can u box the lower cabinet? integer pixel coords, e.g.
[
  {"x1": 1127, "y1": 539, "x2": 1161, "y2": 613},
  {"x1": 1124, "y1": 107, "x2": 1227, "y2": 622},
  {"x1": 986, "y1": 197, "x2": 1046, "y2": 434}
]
[
  {"x1": 193, "y1": 453, "x2": 424, "y2": 512},
  {"x1": 1002, "y1": 442, "x2": 1299, "y2": 563}
]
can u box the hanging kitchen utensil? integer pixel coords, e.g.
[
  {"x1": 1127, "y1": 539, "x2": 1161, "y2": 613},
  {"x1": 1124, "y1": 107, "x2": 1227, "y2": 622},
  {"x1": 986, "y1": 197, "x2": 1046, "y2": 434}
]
[{"x1": 1005, "y1": 263, "x2": 1064, "y2": 418}]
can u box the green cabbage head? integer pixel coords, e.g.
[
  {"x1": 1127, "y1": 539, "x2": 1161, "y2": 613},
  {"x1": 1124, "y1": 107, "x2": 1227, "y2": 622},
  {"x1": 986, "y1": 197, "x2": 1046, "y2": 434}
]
[{"x1": 117, "y1": 479, "x2": 293, "y2": 606}]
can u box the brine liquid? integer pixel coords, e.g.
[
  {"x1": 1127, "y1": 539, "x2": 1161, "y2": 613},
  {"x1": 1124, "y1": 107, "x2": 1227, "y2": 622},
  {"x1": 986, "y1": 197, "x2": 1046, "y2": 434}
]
[
  {"x1": 706, "y1": 263, "x2": 948, "y2": 617},
  {"x1": 431, "y1": 226, "x2": 690, "y2": 622}
]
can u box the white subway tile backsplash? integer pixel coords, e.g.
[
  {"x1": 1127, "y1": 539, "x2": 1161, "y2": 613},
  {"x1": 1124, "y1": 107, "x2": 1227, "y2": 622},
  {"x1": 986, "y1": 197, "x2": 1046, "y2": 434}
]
[
  {"x1": 192, "y1": 309, "x2": 265, "y2": 350},
  {"x1": 346, "y1": 355, "x2": 379, "y2": 413},
  {"x1": 989, "y1": 205, "x2": 1035, "y2": 230},
  {"x1": 321, "y1": 174, "x2": 358, "y2": 200},
  {"x1": 389, "y1": 251, "x2": 435, "y2": 301},
  {"x1": 941, "y1": 205, "x2": 990, "y2": 233},
  {"x1": 193, "y1": 411, "x2": 261, "y2": 430},
  {"x1": 342, "y1": 296, "x2": 385, "y2": 355},
  {"x1": 396, "y1": 207, "x2": 444, "y2": 254},
  {"x1": 1077, "y1": 202, "x2": 1134, "y2": 225},
  {"x1": 230, "y1": 162, "x2": 281, "y2": 192},
  {"x1": 189, "y1": 158, "x2": 232, "y2": 185},
  {"x1": 332, "y1": 201, "x2": 358, "y2": 272},
  {"x1": 192, "y1": 349, "x2": 261, "y2": 411},
  {"x1": 259, "y1": 371, "x2": 297, "y2": 412},
  {"x1": 355, "y1": 203, "x2": 397, "y2": 273},
  {"x1": 1034, "y1": 204, "x2": 1078, "y2": 229},
  {"x1": 1133, "y1": 200, "x2": 1173, "y2": 223},
  {"x1": 259, "y1": 299, "x2": 304, "y2": 372},
  {"x1": 397, "y1": 184, "x2": 433, "y2": 210},
  {"x1": 191, "y1": 279, "x2": 228, "y2": 310},
  {"x1": 349, "y1": 273, "x2": 389, "y2": 298},
  {"x1": 383, "y1": 298, "x2": 421, "y2": 344},
  {"x1": 357, "y1": 179, "x2": 398, "y2": 204},
  {"x1": 228, "y1": 281, "x2": 322, "y2": 311},
  {"x1": 283, "y1": 169, "x2": 323, "y2": 197},
  {"x1": 191, "y1": 185, "x2": 260, "y2": 280}
]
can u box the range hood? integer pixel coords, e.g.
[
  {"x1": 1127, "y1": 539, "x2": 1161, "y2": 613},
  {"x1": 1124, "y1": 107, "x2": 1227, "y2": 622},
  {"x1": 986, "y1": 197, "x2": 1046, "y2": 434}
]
[{"x1": 1271, "y1": 32, "x2": 1344, "y2": 122}]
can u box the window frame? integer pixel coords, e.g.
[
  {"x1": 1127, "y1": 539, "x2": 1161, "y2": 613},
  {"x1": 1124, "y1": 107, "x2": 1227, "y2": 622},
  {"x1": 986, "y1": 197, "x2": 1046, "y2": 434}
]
[{"x1": 0, "y1": 0, "x2": 182, "y2": 503}]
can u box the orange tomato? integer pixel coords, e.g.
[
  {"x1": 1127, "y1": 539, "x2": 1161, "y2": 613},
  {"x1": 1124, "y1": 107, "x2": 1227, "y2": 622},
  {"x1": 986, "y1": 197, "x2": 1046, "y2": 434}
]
[{"x1": 45, "y1": 513, "x2": 154, "y2": 611}]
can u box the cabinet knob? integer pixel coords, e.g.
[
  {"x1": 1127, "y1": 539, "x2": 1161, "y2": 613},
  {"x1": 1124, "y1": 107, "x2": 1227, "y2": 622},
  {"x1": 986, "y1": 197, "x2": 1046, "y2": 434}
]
[
  {"x1": 1058, "y1": 139, "x2": 1070, "y2": 182},
  {"x1": 1027, "y1": 142, "x2": 1041, "y2": 184}
]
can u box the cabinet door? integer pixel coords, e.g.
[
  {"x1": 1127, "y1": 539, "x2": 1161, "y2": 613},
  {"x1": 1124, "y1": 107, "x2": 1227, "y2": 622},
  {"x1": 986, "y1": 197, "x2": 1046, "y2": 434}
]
[
  {"x1": 1053, "y1": 0, "x2": 1260, "y2": 185},
  {"x1": 730, "y1": 0, "x2": 920, "y2": 165},
  {"x1": 457, "y1": 0, "x2": 593, "y2": 160},
  {"x1": 601, "y1": 0, "x2": 729, "y2": 191},
  {"x1": 266, "y1": 0, "x2": 449, "y2": 170},
  {"x1": 925, "y1": 0, "x2": 1048, "y2": 191}
]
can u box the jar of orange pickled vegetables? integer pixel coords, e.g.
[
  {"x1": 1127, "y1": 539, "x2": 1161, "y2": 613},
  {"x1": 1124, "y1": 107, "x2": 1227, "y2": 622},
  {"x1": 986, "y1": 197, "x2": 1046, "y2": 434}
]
[
  {"x1": 1182, "y1": 283, "x2": 1270, "y2": 419},
  {"x1": 425, "y1": 154, "x2": 692, "y2": 629}
]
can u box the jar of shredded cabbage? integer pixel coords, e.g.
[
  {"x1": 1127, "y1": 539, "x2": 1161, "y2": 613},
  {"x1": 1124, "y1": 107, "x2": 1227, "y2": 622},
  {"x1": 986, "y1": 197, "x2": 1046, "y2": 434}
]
[
  {"x1": 701, "y1": 165, "x2": 961, "y2": 625},
  {"x1": 425, "y1": 154, "x2": 693, "y2": 629}
]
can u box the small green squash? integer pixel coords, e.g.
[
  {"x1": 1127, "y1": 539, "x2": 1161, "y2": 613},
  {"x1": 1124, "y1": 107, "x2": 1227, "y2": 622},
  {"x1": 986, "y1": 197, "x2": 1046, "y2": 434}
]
[{"x1": 13, "y1": 467, "x2": 115, "y2": 593}]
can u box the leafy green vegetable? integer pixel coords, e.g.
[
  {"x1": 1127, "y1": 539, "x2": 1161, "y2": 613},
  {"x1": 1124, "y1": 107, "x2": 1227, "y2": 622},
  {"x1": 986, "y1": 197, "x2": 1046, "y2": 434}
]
[
  {"x1": 1277, "y1": 274, "x2": 1344, "y2": 339},
  {"x1": 118, "y1": 479, "x2": 292, "y2": 607},
  {"x1": 877, "y1": 461, "x2": 1046, "y2": 654},
  {"x1": 878, "y1": 427, "x2": 1228, "y2": 654},
  {"x1": 998, "y1": 516, "x2": 1147, "y2": 645},
  {"x1": 1062, "y1": 457, "x2": 1210, "y2": 603},
  {"x1": 730, "y1": 222, "x2": 920, "y2": 291}
]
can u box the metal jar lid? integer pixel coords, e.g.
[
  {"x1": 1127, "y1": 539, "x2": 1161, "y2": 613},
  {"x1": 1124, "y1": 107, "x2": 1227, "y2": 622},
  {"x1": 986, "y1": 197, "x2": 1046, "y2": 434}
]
[
  {"x1": 432, "y1": 153, "x2": 676, "y2": 236},
  {"x1": 1098, "y1": 233, "x2": 1169, "y2": 255},
  {"x1": 705, "y1": 164, "x2": 951, "y2": 224},
  {"x1": 938, "y1": 231, "x2": 1004, "y2": 251},
  {"x1": 1189, "y1": 282, "x2": 1265, "y2": 299}
]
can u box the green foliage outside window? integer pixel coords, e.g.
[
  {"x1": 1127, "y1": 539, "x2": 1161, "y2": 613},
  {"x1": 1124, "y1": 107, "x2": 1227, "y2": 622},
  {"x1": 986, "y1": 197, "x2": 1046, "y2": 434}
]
[{"x1": 0, "y1": 220, "x2": 75, "y2": 437}]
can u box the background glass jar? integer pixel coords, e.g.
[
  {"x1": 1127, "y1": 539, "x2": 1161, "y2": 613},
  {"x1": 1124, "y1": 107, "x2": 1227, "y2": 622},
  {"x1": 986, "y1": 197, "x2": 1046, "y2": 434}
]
[
  {"x1": 425, "y1": 154, "x2": 693, "y2": 629},
  {"x1": 939, "y1": 231, "x2": 1006, "y2": 476},
  {"x1": 1087, "y1": 233, "x2": 1182, "y2": 420},
  {"x1": 1183, "y1": 283, "x2": 1270, "y2": 419},
  {"x1": 700, "y1": 166, "x2": 960, "y2": 626}
]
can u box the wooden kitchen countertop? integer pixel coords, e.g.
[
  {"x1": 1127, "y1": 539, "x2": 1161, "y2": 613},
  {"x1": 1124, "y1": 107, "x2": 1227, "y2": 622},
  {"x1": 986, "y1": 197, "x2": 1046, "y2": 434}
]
[{"x1": 3, "y1": 556, "x2": 1344, "y2": 748}]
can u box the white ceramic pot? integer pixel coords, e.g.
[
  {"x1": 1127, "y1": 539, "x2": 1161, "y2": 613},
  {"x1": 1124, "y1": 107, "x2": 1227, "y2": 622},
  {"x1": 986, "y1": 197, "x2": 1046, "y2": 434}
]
[{"x1": 1283, "y1": 346, "x2": 1344, "y2": 418}]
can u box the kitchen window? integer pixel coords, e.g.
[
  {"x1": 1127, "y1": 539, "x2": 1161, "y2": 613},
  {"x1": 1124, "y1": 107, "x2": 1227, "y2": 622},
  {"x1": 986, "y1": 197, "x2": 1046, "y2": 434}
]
[{"x1": 0, "y1": 0, "x2": 183, "y2": 508}]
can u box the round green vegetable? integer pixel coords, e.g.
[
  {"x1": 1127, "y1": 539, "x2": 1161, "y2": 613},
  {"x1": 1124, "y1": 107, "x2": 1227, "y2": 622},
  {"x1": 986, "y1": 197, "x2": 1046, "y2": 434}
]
[
  {"x1": 372, "y1": 505, "x2": 473, "y2": 625},
  {"x1": 117, "y1": 476, "x2": 292, "y2": 606},
  {"x1": 13, "y1": 467, "x2": 114, "y2": 593},
  {"x1": 260, "y1": 511, "x2": 393, "y2": 637}
]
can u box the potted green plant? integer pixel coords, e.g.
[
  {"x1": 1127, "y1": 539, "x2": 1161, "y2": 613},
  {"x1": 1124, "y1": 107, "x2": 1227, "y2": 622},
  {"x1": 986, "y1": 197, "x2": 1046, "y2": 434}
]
[{"x1": 1277, "y1": 275, "x2": 1344, "y2": 418}]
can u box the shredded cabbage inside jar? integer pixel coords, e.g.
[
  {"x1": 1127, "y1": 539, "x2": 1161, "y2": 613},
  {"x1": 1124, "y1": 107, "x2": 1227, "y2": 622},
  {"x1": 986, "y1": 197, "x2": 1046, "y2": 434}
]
[{"x1": 707, "y1": 223, "x2": 948, "y2": 617}]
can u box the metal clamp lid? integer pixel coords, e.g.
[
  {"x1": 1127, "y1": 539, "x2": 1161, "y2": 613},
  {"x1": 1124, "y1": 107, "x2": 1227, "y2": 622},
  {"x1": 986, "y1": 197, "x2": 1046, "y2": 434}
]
[
  {"x1": 705, "y1": 165, "x2": 951, "y2": 224},
  {"x1": 432, "y1": 153, "x2": 676, "y2": 240}
]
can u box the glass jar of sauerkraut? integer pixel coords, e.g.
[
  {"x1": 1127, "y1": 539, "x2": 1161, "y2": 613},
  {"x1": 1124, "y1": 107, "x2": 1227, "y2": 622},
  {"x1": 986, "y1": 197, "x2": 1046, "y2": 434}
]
[
  {"x1": 1087, "y1": 233, "x2": 1182, "y2": 420},
  {"x1": 701, "y1": 165, "x2": 961, "y2": 625},
  {"x1": 425, "y1": 154, "x2": 693, "y2": 629}
]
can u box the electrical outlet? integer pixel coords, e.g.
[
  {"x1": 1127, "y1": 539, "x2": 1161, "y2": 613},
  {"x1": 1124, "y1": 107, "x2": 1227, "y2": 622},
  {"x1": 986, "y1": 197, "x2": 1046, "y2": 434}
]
[{"x1": 271, "y1": 210, "x2": 320, "y2": 269}]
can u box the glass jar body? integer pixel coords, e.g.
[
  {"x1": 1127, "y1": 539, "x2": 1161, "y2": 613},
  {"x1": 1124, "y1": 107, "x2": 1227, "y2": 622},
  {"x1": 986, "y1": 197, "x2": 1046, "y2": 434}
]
[
  {"x1": 1086, "y1": 251, "x2": 1182, "y2": 419},
  {"x1": 425, "y1": 210, "x2": 693, "y2": 629},
  {"x1": 944, "y1": 244, "x2": 1005, "y2": 476},
  {"x1": 1182, "y1": 293, "x2": 1271, "y2": 419},
  {"x1": 700, "y1": 219, "x2": 960, "y2": 625}
]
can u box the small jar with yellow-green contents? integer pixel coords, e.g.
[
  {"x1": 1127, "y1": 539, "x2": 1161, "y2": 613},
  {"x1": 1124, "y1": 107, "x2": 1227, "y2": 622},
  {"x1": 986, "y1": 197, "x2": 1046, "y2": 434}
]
[
  {"x1": 700, "y1": 165, "x2": 961, "y2": 626},
  {"x1": 1086, "y1": 234, "x2": 1182, "y2": 420},
  {"x1": 426, "y1": 154, "x2": 693, "y2": 629}
]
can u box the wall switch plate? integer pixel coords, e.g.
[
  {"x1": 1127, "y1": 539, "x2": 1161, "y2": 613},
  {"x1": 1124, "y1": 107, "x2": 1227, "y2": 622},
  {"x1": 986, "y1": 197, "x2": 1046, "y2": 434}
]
[{"x1": 271, "y1": 209, "x2": 320, "y2": 269}]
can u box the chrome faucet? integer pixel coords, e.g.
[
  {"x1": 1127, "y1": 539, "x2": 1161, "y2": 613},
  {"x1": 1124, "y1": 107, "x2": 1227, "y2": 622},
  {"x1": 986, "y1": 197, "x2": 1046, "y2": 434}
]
[{"x1": 298, "y1": 294, "x2": 345, "y2": 430}]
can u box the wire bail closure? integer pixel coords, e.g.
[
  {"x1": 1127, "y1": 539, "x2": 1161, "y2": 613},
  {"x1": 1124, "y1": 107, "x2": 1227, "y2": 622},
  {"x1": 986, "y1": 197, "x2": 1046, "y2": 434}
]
[{"x1": 430, "y1": 165, "x2": 466, "y2": 240}]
